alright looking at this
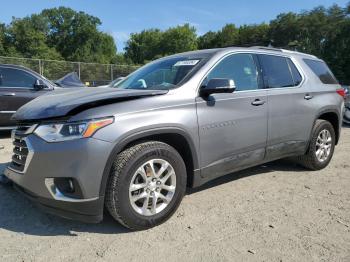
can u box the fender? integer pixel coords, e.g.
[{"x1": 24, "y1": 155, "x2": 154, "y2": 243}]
[
  {"x1": 307, "y1": 108, "x2": 341, "y2": 150},
  {"x1": 98, "y1": 127, "x2": 200, "y2": 196}
]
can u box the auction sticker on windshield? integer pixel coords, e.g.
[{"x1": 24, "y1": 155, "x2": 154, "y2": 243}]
[{"x1": 174, "y1": 60, "x2": 200, "y2": 66}]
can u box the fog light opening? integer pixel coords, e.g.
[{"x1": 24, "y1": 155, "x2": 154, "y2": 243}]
[
  {"x1": 45, "y1": 177, "x2": 84, "y2": 200},
  {"x1": 54, "y1": 177, "x2": 76, "y2": 194}
]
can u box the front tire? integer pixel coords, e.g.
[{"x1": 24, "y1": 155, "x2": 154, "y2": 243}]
[
  {"x1": 105, "y1": 141, "x2": 187, "y2": 230},
  {"x1": 297, "y1": 119, "x2": 336, "y2": 170}
]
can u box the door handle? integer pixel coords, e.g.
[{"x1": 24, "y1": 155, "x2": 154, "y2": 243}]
[
  {"x1": 304, "y1": 94, "x2": 313, "y2": 100},
  {"x1": 1, "y1": 93, "x2": 16, "y2": 96},
  {"x1": 251, "y1": 99, "x2": 266, "y2": 106}
]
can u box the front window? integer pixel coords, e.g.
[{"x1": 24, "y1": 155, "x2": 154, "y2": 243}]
[
  {"x1": 0, "y1": 67, "x2": 37, "y2": 88},
  {"x1": 203, "y1": 53, "x2": 260, "y2": 91},
  {"x1": 116, "y1": 57, "x2": 204, "y2": 90}
]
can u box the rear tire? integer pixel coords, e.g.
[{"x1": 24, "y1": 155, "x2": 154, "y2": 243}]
[
  {"x1": 297, "y1": 120, "x2": 335, "y2": 170},
  {"x1": 105, "y1": 141, "x2": 187, "y2": 230}
]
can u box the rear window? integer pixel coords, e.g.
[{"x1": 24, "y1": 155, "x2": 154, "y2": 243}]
[
  {"x1": 303, "y1": 59, "x2": 338, "y2": 84},
  {"x1": 258, "y1": 55, "x2": 301, "y2": 88}
]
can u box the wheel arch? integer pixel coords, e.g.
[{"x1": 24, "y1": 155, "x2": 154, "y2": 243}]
[
  {"x1": 316, "y1": 110, "x2": 341, "y2": 145},
  {"x1": 99, "y1": 127, "x2": 200, "y2": 196}
]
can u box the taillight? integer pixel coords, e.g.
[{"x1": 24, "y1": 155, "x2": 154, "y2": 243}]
[{"x1": 336, "y1": 88, "x2": 345, "y2": 98}]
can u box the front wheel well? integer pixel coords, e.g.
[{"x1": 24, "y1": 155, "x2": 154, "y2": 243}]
[
  {"x1": 123, "y1": 133, "x2": 196, "y2": 187},
  {"x1": 318, "y1": 112, "x2": 340, "y2": 144}
]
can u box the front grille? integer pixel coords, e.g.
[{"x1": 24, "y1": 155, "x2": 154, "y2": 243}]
[{"x1": 9, "y1": 125, "x2": 33, "y2": 173}]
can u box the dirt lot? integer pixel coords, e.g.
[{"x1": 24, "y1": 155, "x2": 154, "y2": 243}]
[{"x1": 0, "y1": 128, "x2": 349, "y2": 262}]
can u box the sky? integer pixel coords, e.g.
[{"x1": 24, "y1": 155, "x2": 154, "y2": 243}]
[{"x1": 1, "y1": 0, "x2": 348, "y2": 52}]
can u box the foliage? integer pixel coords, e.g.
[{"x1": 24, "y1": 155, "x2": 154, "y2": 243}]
[
  {"x1": 198, "y1": 24, "x2": 240, "y2": 48},
  {"x1": 124, "y1": 4, "x2": 350, "y2": 83},
  {"x1": 268, "y1": 4, "x2": 350, "y2": 83},
  {"x1": 160, "y1": 24, "x2": 198, "y2": 55},
  {"x1": 125, "y1": 24, "x2": 197, "y2": 64},
  {"x1": 216, "y1": 24, "x2": 239, "y2": 47},
  {"x1": 0, "y1": 23, "x2": 6, "y2": 56},
  {"x1": 198, "y1": 23, "x2": 269, "y2": 49},
  {"x1": 0, "y1": 7, "x2": 116, "y2": 63},
  {"x1": 41, "y1": 7, "x2": 116, "y2": 63},
  {"x1": 1, "y1": 3, "x2": 350, "y2": 83},
  {"x1": 198, "y1": 31, "x2": 219, "y2": 49},
  {"x1": 237, "y1": 23, "x2": 270, "y2": 46},
  {"x1": 6, "y1": 16, "x2": 62, "y2": 60},
  {"x1": 124, "y1": 29, "x2": 163, "y2": 64}
]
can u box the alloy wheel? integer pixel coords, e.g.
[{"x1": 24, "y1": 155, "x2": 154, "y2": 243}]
[
  {"x1": 129, "y1": 159, "x2": 176, "y2": 216},
  {"x1": 315, "y1": 129, "x2": 332, "y2": 162}
]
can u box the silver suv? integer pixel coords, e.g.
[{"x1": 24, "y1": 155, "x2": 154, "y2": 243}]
[{"x1": 4, "y1": 47, "x2": 344, "y2": 230}]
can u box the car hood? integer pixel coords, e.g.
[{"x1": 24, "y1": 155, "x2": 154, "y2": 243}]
[
  {"x1": 13, "y1": 88, "x2": 168, "y2": 121},
  {"x1": 54, "y1": 72, "x2": 86, "y2": 88}
]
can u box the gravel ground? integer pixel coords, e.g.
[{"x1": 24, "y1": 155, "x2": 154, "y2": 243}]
[{"x1": 0, "y1": 128, "x2": 349, "y2": 262}]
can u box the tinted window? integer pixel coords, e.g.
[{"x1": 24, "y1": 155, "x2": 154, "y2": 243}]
[
  {"x1": 303, "y1": 59, "x2": 338, "y2": 84},
  {"x1": 0, "y1": 67, "x2": 36, "y2": 88},
  {"x1": 204, "y1": 54, "x2": 259, "y2": 91},
  {"x1": 259, "y1": 55, "x2": 297, "y2": 88},
  {"x1": 287, "y1": 59, "x2": 303, "y2": 85}
]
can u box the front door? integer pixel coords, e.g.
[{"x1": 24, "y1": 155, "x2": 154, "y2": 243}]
[{"x1": 196, "y1": 53, "x2": 268, "y2": 182}]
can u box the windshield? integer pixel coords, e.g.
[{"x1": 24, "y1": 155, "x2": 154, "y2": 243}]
[{"x1": 116, "y1": 57, "x2": 203, "y2": 90}]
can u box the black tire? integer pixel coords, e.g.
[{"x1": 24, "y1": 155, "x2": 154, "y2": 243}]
[
  {"x1": 0, "y1": 174, "x2": 12, "y2": 186},
  {"x1": 297, "y1": 119, "x2": 336, "y2": 170},
  {"x1": 105, "y1": 141, "x2": 187, "y2": 230}
]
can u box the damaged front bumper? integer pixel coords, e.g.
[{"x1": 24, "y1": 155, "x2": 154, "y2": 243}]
[{"x1": 4, "y1": 128, "x2": 114, "y2": 223}]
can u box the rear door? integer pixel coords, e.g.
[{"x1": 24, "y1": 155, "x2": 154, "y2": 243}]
[
  {"x1": 196, "y1": 53, "x2": 268, "y2": 181},
  {"x1": 258, "y1": 54, "x2": 315, "y2": 159},
  {"x1": 0, "y1": 66, "x2": 49, "y2": 127}
]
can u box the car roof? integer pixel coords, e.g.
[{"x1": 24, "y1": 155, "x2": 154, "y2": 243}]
[
  {"x1": 172, "y1": 46, "x2": 319, "y2": 60},
  {"x1": 0, "y1": 63, "x2": 43, "y2": 78},
  {"x1": 0, "y1": 64, "x2": 38, "y2": 75}
]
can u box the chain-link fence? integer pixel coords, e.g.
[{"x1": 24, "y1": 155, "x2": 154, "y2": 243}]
[{"x1": 0, "y1": 56, "x2": 140, "y2": 87}]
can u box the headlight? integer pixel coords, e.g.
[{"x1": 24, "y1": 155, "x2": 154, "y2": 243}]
[{"x1": 34, "y1": 117, "x2": 114, "y2": 142}]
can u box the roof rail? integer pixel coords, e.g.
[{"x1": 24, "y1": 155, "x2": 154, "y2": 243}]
[
  {"x1": 249, "y1": 46, "x2": 283, "y2": 52},
  {"x1": 246, "y1": 46, "x2": 318, "y2": 59}
]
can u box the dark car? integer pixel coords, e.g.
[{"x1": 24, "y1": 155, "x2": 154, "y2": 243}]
[
  {"x1": 0, "y1": 65, "x2": 84, "y2": 129},
  {"x1": 342, "y1": 85, "x2": 350, "y2": 124}
]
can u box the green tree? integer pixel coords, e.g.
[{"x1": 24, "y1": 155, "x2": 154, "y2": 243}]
[
  {"x1": 0, "y1": 23, "x2": 6, "y2": 56},
  {"x1": 237, "y1": 24, "x2": 270, "y2": 46},
  {"x1": 125, "y1": 24, "x2": 197, "y2": 64},
  {"x1": 215, "y1": 24, "x2": 238, "y2": 47},
  {"x1": 124, "y1": 29, "x2": 163, "y2": 64},
  {"x1": 268, "y1": 4, "x2": 350, "y2": 83},
  {"x1": 269, "y1": 13, "x2": 301, "y2": 48},
  {"x1": 321, "y1": 5, "x2": 350, "y2": 83},
  {"x1": 112, "y1": 53, "x2": 134, "y2": 65},
  {"x1": 160, "y1": 24, "x2": 197, "y2": 55},
  {"x1": 6, "y1": 16, "x2": 62, "y2": 59},
  {"x1": 198, "y1": 31, "x2": 219, "y2": 49},
  {"x1": 41, "y1": 7, "x2": 116, "y2": 63}
]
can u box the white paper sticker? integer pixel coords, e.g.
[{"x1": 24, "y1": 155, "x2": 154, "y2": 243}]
[{"x1": 174, "y1": 60, "x2": 200, "y2": 66}]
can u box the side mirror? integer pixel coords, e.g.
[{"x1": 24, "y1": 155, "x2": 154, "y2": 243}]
[
  {"x1": 200, "y1": 78, "x2": 236, "y2": 96},
  {"x1": 33, "y1": 79, "x2": 46, "y2": 90}
]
